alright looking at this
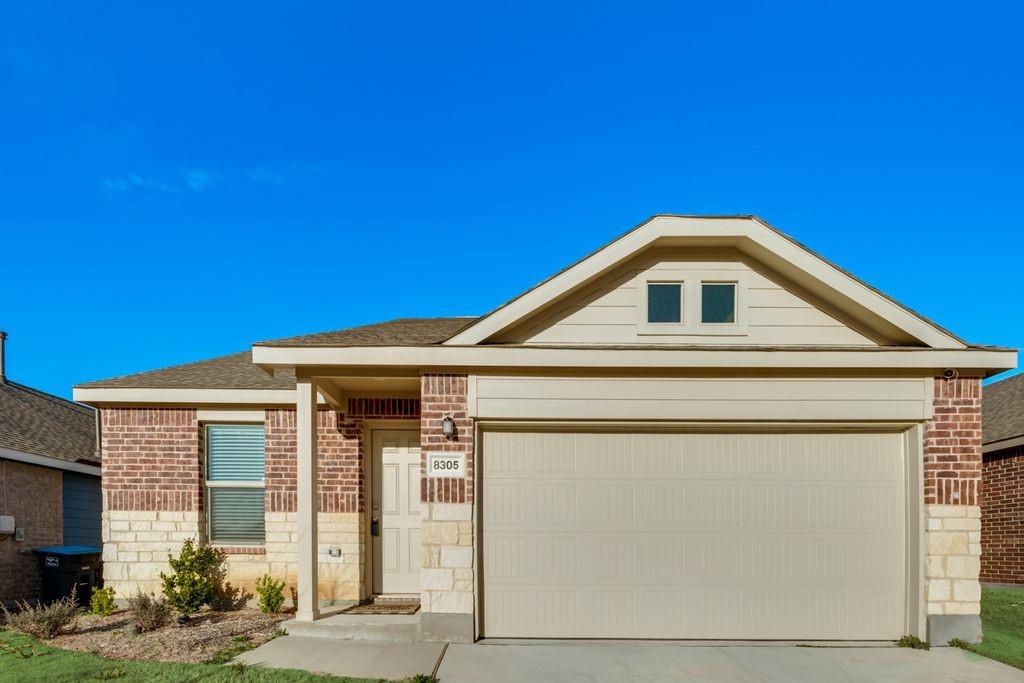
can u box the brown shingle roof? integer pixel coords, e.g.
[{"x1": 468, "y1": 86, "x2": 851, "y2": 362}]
[
  {"x1": 76, "y1": 318, "x2": 473, "y2": 389},
  {"x1": 0, "y1": 380, "x2": 98, "y2": 465},
  {"x1": 984, "y1": 372, "x2": 1024, "y2": 446},
  {"x1": 256, "y1": 317, "x2": 475, "y2": 347},
  {"x1": 77, "y1": 351, "x2": 297, "y2": 390}
]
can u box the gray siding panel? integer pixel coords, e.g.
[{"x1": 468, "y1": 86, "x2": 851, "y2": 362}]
[{"x1": 62, "y1": 472, "x2": 101, "y2": 547}]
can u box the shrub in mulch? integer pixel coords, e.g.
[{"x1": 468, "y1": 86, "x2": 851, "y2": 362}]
[
  {"x1": 126, "y1": 591, "x2": 173, "y2": 633},
  {"x1": 1, "y1": 588, "x2": 79, "y2": 640}
]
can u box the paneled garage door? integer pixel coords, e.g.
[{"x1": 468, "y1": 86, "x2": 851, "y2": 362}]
[{"x1": 482, "y1": 431, "x2": 906, "y2": 639}]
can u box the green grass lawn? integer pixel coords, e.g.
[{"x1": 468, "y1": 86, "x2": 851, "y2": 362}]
[
  {"x1": 963, "y1": 586, "x2": 1024, "y2": 670},
  {"x1": 0, "y1": 630, "x2": 427, "y2": 683}
]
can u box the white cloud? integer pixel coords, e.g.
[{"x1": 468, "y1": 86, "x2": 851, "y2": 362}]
[
  {"x1": 183, "y1": 168, "x2": 221, "y2": 192},
  {"x1": 101, "y1": 173, "x2": 177, "y2": 195}
]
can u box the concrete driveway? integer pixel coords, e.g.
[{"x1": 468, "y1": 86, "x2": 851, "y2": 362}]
[
  {"x1": 436, "y1": 641, "x2": 1024, "y2": 682},
  {"x1": 237, "y1": 636, "x2": 1024, "y2": 681}
]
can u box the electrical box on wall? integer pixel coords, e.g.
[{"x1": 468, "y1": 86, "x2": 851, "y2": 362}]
[{"x1": 0, "y1": 516, "x2": 14, "y2": 535}]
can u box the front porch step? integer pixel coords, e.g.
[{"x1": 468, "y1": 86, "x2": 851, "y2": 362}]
[{"x1": 282, "y1": 613, "x2": 423, "y2": 642}]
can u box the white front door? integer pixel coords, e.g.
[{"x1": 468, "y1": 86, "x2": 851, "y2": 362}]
[{"x1": 372, "y1": 429, "x2": 421, "y2": 595}]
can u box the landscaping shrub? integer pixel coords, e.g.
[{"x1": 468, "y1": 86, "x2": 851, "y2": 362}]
[
  {"x1": 1, "y1": 588, "x2": 79, "y2": 640},
  {"x1": 255, "y1": 574, "x2": 285, "y2": 614},
  {"x1": 90, "y1": 587, "x2": 117, "y2": 616},
  {"x1": 159, "y1": 538, "x2": 225, "y2": 615},
  {"x1": 126, "y1": 591, "x2": 172, "y2": 632},
  {"x1": 895, "y1": 634, "x2": 930, "y2": 650}
]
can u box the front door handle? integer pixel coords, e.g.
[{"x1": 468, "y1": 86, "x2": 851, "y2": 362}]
[{"x1": 371, "y1": 517, "x2": 380, "y2": 537}]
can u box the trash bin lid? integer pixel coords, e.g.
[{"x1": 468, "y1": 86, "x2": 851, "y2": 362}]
[{"x1": 33, "y1": 545, "x2": 102, "y2": 556}]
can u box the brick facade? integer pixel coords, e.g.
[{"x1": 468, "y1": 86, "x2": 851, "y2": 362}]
[
  {"x1": 101, "y1": 408, "x2": 201, "y2": 512},
  {"x1": 981, "y1": 445, "x2": 1024, "y2": 584},
  {"x1": 421, "y1": 374, "x2": 473, "y2": 504},
  {"x1": 0, "y1": 461, "x2": 62, "y2": 604},
  {"x1": 923, "y1": 377, "x2": 982, "y2": 506}
]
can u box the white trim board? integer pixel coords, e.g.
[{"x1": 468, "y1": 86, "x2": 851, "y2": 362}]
[
  {"x1": 0, "y1": 446, "x2": 101, "y2": 476},
  {"x1": 252, "y1": 344, "x2": 1014, "y2": 372},
  {"x1": 443, "y1": 216, "x2": 965, "y2": 349}
]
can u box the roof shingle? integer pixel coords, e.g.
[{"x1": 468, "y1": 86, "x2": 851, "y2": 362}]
[
  {"x1": 0, "y1": 380, "x2": 98, "y2": 465},
  {"x1": 76, "y1": 318, "x2": 472, "y2": 390},
  {"x1": 984, "y1": 372, "x2": 1024, "y2": 446}
]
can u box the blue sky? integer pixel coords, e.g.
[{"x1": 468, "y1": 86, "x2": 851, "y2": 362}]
[{"x1": 2, "y1": 2, "x2": 1021, "y2": 398}]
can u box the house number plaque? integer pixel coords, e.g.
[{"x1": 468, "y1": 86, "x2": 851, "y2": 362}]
[{"x1": 427, "y1": 452, "x2": 466, "y2": 478}]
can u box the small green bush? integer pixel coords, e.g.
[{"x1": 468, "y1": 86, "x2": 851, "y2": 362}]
[
  {"x1": 255, "y1": 575, "x2": 285, "y2": 614},
  {"x1": 90, "y1": 587, "x2": 117, "y2": 616},
  {"x1": 1, "y1": 588, "x2": 79, "y2": 640},
  {"x1": 126, "y1": 591, "x2": 172, "y2": 632},
  {"x1": 948, "y1": 637, "x2": 977, "y2": 651},
  {"x1": 896, "y1": 634, "x2": 930, "y2": 650},
  {"x1": 159, "y1": 539, "x2": 225, "y2": 615}
]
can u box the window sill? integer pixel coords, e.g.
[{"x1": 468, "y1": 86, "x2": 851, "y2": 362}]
[{"x1": 211, "y1": 545, "x2": 266, "y2": 555}]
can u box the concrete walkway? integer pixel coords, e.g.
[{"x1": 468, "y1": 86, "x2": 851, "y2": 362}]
[
  {"x1": 237, "y1": 636, "x2": 1024, "y2": 682},
  {"x1": 234, "y1": 635, "x2": 445, "y2": 680}
]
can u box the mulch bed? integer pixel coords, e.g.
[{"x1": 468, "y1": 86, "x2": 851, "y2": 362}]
[{"x1": 49, "y1": 608, "x2": 289, "y2": 664}]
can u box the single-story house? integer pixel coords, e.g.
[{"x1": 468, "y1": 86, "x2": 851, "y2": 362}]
[
  {"x1": 980, "y1": 372, "x2": 1024, "y2": 585},
  {"x1": 73, "y1": 215, "x2": 1016, "y2": 645},
  {"x1": 0, "y1": 332, "x2": 101, "y2": 605}
]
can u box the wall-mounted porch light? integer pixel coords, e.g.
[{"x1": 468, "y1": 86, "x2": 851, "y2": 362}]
[{"x1": 441, "y1": 415, "x2": 456, "y2": 440}]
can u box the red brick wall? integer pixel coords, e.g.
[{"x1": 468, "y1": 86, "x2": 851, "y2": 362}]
[
  {"x1": 923, "y1": 377, "x2": 982, "y2": 506},
  {"x1": 982, "y1": 445, "x2": 1024, "y2": 583},
  {"x1": 421, "y1": 373, "x2": 473, "y2": 504},
  {"x1": 0, "y1": 461, "x2": 62, "y2": 604},
  {"x1": 101, "y1": 408, "x2": 201, "y2": 511},
  {"x1": 264, "y1": 401, "x2": 420, "y2": 513}
]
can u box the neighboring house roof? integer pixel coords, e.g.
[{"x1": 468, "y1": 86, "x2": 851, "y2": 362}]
[
  {"x1": 0, "y1": 380, "x2": 98, "y2": 466},
  {"x1": 984, "y1": 372, "x2": 1024, "y2": 446},
  {"x1": 76, "y1": 318, "x2": 472, "y2": 389}
]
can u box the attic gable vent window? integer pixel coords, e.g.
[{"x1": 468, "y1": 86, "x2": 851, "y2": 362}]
[
  {"x1": 701, "y1": 282, "x2": 737, "y2": 324},
  {"x1": 647, "y1": 283, "x2": 682, "y2": 323}
]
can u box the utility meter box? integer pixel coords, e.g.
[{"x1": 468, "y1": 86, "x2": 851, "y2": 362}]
[{"x1": 0, "y1": 516, "x2": 14, "y2": 535}]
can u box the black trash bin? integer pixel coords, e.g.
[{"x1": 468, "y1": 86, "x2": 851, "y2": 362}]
[{"x1": 34, "y1": 546, "x2": 102, "y2": 606}]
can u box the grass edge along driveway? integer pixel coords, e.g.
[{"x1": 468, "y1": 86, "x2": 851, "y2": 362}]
[
  {"x1": 956, "y1": 586, "x2": 1024, "y2": 671},
  {"x1": 0, "y1": 629, "x2": 431, "y2": 683}
]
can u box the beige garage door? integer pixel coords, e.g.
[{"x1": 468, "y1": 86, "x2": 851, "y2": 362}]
[{"x1": 482, "y1": 431, "x2": 906, "y2": 639}]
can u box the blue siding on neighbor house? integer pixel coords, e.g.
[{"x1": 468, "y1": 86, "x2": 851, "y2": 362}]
[{"x1": 61, "y1": 471, "x2": 101, "y2": 547}]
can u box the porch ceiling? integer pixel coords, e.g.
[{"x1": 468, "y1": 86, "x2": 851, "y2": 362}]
[{"x1": 314, "y1": 376, "x2": 420, "y2": 410}]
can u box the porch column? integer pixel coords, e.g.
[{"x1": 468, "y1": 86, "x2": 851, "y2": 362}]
[{"x1": 295, "y1": 378, "x2": 319, "y2": 621}]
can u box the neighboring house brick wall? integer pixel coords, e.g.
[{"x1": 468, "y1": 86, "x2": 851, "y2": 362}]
[
  {"x1": 981, "y1": 445, "x2": 1024, "y2": 584},
  {"x1": 921, "y1": 377, "x2": 983, "y2": 631},
  {"x1": 0, "y1": 461, "x2": 62, "y2": 604},
  {"x1": 420, "y1": 373, "x2": 474, "y2": 625}
]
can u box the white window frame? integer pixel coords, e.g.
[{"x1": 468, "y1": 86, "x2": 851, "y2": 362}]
[
  {"x1": 637, "y1": 271, "x2": 749, "y2": 336},
  {"x1": 638, "y1": 280, "x2": 687, "y2": 334},
  {"x1": 203, "y1": 421, "x2": 266, "y2": 547},
  {"x1": 699, "y1": 280, "x2": 739, "y2": 326}
]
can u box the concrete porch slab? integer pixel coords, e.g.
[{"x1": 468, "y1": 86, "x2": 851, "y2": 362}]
[
  {"x1": 282, "y1": 612, "x2": 422, "y2": 641},
  {"x1": 234, "y1": 635, "x2": 445, "y2": 679}
]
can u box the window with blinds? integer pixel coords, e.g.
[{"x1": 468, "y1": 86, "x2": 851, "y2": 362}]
[{"x1": 205, "y1": 424, "x2": 265, "y2": 545}]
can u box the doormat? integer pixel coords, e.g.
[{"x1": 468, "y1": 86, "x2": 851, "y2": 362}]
[{"x1": 341, "y1": 602, "x2": 420, "y2": 615}]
